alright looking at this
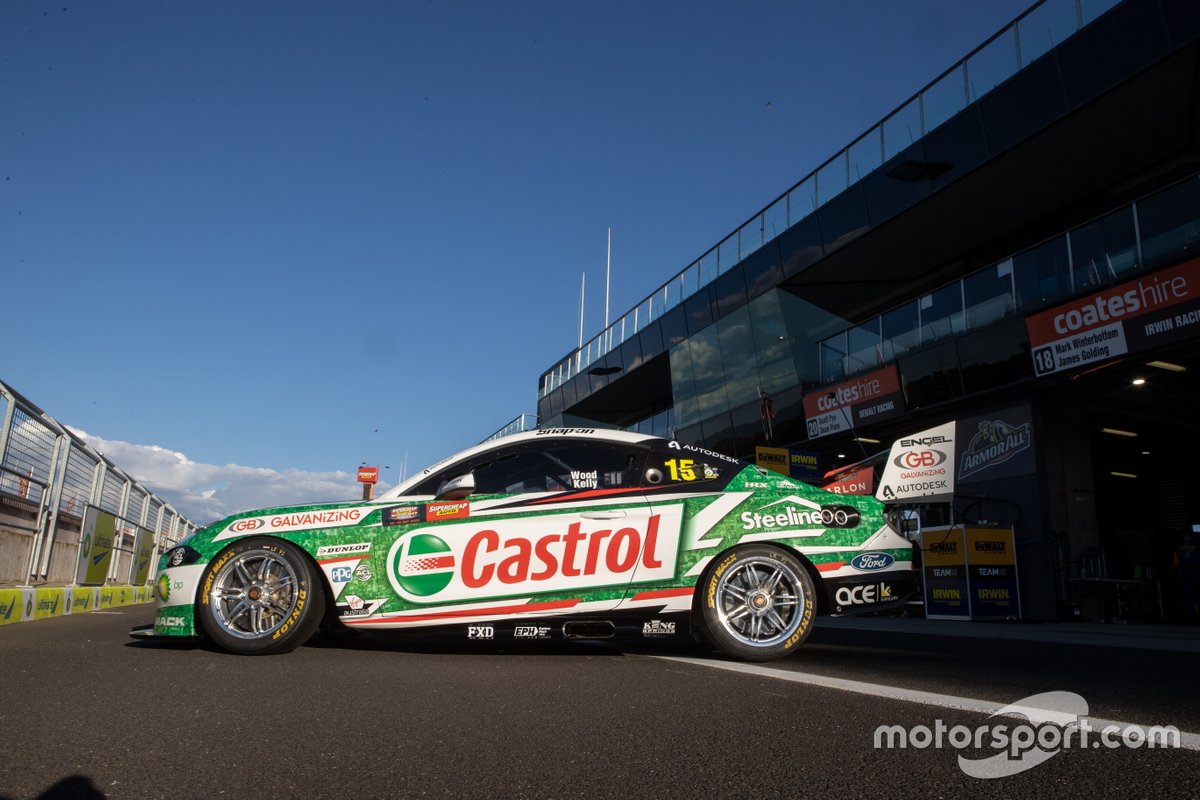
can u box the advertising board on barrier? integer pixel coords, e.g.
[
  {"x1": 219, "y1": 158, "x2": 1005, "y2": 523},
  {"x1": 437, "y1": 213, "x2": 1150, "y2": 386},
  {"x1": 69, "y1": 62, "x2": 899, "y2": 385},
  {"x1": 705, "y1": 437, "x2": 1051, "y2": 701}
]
[
  {"x1": 1025, "y1": 258, "x2": 1200, "y2": 377},
  {"x1": 802, "y1": 365, "x2": 905, "y2": 440},
  {"x1": 77, "y1": 507, "x2": 117, "y2": 585}
]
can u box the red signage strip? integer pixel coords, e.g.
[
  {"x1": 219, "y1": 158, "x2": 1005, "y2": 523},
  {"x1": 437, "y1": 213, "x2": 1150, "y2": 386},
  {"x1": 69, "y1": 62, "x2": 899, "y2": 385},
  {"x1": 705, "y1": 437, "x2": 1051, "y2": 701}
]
[
  {"x1": 802, "y1": 364, "x2": 905, "y2": 440},
  {"x1": 1025, "y1": 258, "x2": 1200, "y2": 377}
]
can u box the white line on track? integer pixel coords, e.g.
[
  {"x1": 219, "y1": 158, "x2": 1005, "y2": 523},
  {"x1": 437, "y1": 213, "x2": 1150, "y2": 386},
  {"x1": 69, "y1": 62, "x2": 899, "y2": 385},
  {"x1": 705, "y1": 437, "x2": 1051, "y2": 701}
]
[{"x1": 653, "y1": 655, "x2": 1200, "y2": 751}]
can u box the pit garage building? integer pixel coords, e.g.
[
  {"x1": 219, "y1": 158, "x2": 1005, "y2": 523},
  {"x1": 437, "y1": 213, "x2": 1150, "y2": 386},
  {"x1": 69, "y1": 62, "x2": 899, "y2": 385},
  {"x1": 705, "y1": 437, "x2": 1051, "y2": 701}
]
[{"x1": 536, "y1": 0, "x2": 1200, "y2": 624}]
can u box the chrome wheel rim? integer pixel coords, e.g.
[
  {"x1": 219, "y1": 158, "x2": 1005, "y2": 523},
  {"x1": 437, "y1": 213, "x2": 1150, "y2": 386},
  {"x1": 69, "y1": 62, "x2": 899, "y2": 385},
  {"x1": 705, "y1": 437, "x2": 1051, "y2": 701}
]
[
  {"x1": 715, "y1": 556, "x2": 805, "y2": 647},
  {"x1": 208, "y1": 550, "x2": 299, "y2": 640}
]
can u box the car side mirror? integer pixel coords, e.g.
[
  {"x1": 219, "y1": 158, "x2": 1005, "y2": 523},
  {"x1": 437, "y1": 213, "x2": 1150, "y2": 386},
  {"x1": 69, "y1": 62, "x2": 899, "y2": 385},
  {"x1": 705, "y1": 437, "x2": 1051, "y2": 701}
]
[{"x1": 435, "y1": 473, "x2": 475, "y2": 501}]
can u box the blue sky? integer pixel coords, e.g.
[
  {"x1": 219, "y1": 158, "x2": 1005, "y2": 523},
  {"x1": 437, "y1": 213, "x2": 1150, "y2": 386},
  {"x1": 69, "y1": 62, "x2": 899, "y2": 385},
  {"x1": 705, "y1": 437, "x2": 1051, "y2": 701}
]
[{"x1": 1, "y1": 0, "x2": 1032, "y2": 521}]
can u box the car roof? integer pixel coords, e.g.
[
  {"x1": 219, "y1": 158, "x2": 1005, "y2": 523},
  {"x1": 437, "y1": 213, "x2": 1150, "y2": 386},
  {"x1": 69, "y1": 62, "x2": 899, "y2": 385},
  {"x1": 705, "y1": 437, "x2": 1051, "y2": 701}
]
[{"x1": 377, "y1": 427, "x2": 662, "y2": 499}]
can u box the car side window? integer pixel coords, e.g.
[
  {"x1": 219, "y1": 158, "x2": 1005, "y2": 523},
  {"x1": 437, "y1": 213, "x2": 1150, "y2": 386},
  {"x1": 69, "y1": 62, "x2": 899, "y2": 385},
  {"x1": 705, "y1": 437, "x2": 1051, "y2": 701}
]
[
  {"x1": 472, "y1": 443, "x2": 644, "y2": 495},
  {"x1": 642, "y1": 442, "x2": 737, "y2": 487}
]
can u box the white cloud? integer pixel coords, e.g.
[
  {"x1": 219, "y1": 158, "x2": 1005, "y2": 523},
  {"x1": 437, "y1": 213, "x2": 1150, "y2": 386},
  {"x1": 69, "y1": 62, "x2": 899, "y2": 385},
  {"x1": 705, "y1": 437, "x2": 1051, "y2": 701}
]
[{"x1": 69, "y1": 429, "x2": 382, "y2": 527}]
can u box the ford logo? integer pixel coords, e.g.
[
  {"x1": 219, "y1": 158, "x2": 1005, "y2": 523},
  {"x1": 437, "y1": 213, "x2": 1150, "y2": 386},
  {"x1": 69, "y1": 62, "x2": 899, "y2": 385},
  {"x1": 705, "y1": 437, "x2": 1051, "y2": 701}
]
[{"x1": 850, "y1": 552, "x2": 895, "y2": 571}]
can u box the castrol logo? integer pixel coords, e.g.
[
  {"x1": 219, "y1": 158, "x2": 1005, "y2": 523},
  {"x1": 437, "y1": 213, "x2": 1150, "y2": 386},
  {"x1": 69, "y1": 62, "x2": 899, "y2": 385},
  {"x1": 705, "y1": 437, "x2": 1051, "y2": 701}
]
[{"x1": 386, "y1": 506, "x2": 684, "y2": 604}]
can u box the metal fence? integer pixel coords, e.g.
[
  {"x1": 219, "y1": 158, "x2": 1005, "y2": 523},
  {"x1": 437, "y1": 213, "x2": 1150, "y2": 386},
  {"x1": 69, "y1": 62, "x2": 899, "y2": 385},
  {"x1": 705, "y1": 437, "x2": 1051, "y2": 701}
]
[{"x1": 0, "y1": 378, "x2": 197, "y2": 586}]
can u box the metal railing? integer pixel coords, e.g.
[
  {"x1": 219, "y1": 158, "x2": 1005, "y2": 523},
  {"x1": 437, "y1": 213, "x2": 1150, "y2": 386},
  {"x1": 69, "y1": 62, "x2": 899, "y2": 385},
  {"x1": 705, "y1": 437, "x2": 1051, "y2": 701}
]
[
  {"x1": 0, "y1": 378, "x2": 197, "y2": 586},
  {"x1": 540, "y1": 0, "x2": 1122, "y2": 398},
  {"x1": 482, "y1": 414, "x2": 538, "y2": 443}
]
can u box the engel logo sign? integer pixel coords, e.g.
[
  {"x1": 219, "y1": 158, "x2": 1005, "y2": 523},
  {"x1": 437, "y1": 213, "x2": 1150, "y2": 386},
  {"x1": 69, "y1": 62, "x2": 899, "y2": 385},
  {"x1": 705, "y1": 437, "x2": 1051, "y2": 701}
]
[{"x1": 386, "y1": 507, "x2": 684, "y2": 603}]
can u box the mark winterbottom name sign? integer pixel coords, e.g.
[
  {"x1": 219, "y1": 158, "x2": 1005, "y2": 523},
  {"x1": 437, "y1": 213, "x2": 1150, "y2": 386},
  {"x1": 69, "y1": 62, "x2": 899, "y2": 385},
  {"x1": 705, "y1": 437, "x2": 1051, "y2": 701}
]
[{"x1": 1025, "y1": 258, "x2": 1200, "y2": 377}]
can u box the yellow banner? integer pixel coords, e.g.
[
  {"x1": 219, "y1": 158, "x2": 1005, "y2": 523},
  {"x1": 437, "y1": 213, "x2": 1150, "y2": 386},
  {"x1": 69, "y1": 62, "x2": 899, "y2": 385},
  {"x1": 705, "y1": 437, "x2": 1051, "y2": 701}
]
[
  {"x1": 755, "y1": 446, "x2": 789, "y2": 476},
  {"x1": 966, "y1": 527, "x2": 1016, "y2": 566},
  {"x1": 81, "y1": 509, "x2": 117, "y2": 585},
  {"x1": 922, "y1": 528, "x2": 966, "y2": 567},
  {"x1": 33, "y1": 588, "x2": 65, "y2": 620}
]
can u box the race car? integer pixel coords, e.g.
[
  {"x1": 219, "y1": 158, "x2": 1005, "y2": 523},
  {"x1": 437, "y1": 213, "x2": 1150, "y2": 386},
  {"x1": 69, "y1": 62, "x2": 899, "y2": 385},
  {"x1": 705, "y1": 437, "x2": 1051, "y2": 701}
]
[{"x1": 134, "y1": 428, "x2": 915, "y2": 661}]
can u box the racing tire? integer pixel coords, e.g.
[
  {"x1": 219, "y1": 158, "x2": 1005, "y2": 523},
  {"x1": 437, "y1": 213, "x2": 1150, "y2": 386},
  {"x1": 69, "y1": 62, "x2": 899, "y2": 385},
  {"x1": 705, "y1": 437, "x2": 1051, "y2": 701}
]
[
  {"x1": 197, "y1": 537, "x2": 325, "y2": 655},
  {"x1": 699, "y1": 545, "x2": 816, "y2": 662}
]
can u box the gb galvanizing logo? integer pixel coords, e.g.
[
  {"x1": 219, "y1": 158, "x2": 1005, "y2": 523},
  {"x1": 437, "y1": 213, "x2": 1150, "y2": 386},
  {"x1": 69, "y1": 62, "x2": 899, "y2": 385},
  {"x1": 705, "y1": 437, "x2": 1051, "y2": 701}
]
[
  {"x1": 386, "y1": 507, "x2": 684, "y2": 604},
  {"x1": 740, "y1": 496, "x2": 861, "y2": 531}
]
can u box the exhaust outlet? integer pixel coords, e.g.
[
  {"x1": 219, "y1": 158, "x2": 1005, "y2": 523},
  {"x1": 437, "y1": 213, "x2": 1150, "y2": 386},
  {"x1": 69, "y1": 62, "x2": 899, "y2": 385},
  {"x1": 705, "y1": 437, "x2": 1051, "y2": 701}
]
[{"x1": 562, "y1": 620, "x2": 616, "y2": 639}]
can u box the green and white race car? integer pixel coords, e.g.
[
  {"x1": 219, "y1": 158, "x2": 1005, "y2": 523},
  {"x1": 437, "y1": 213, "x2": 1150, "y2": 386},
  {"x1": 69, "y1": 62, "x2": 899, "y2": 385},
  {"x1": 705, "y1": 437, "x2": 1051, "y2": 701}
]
[{"x1": 135, "y1": 428, "x2": 915, "y2": 661}]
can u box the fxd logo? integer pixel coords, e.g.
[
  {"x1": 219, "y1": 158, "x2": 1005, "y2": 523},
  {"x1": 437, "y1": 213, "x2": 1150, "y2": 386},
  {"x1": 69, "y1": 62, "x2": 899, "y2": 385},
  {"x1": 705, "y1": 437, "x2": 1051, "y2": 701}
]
[
  {"x1": 850, "y1": 552, "x2": 895, "y2": 571},
  {"x1": 468, "y1": 625, "x2": 494, "y2": 640}
]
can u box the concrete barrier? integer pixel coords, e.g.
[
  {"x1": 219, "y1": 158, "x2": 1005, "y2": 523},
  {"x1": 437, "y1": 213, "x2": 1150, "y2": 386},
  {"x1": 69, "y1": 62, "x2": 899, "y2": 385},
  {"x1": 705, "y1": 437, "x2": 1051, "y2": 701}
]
[{"x1": 0, "y1": 585, "x2": 151, "y2": 625}]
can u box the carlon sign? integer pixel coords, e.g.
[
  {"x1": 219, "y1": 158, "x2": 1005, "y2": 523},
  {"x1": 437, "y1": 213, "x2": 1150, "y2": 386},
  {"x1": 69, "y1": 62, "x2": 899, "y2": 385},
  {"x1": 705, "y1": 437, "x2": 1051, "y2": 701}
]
[
  {"x1": 824, "y1": 465, "x2": 874, "y2": 496},
  {"x1": 1026, "y1": 258, "x2": 1200, "y2": 377},
  {"x1": 386, "y1": 506, "x2": 684, "y2": 604},
  {"x1": 803, "y1": 365, "x2": 904, "y2": 440}
]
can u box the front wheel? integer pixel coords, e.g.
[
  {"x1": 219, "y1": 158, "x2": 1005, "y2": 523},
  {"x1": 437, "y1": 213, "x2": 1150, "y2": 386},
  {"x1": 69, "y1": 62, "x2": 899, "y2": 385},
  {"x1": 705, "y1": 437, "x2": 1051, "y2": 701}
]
[
  {"x1": 197, "y1": 537, "x2": 324, "y2": 655},
  {"x1": 699, "y1": 545, "x2": 816, "y2": 662}
]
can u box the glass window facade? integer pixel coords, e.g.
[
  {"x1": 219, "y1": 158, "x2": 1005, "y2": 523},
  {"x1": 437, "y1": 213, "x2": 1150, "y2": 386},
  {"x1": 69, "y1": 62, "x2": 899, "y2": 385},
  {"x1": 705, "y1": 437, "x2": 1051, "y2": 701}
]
[
  {"x1": 1014, "y1": 235, "x2": 1071, "y2": 311},
  {"x1": 813, "y1": 174, "x2": 1200, "y2": 387},
  {"x1": 1069, "y1": 206, "x2": 1138, "y2": 292},
  {"x1": 1136, "y1": 177, "x2": 1200, "y2": 269},
  {"x1": 963, "y1": 259, "x2": 1015, "y2": 329},
  {"x1": 882, "y1": 301, "x2": 921, "y2": 361},
  {"x1": 919, "y1": 284, "x2": 965, "y2": 344},
  {"x1": 845, "y1": 319, "x2": 881, "y2": 374},
  {"x1": 539, "y1": 0, "x2": 1114, "y2": 401}
]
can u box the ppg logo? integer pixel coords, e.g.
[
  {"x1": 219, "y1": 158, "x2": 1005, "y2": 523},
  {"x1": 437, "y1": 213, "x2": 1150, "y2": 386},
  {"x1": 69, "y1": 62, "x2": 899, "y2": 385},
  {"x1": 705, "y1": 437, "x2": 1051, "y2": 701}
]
[{"x1": 330, "y1": 565, "x2": 353, "y2": 582}]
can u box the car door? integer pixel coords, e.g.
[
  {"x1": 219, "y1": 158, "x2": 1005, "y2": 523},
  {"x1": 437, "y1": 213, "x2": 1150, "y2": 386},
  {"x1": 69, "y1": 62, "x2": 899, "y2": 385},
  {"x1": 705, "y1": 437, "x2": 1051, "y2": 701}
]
[{"x1": 383, "y1": 438, "x2": 659, "y2": 618}]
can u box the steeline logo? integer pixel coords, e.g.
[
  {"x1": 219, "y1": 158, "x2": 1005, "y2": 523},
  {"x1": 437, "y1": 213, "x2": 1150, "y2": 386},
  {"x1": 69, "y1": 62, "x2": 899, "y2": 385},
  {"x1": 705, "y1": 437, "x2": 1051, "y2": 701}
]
[
  {"x1": 392, "y1": 533, "x2": 456, "y2": 597},
  {"x1": 740, "y1": 496, "x2": 861, "y2": 531}
]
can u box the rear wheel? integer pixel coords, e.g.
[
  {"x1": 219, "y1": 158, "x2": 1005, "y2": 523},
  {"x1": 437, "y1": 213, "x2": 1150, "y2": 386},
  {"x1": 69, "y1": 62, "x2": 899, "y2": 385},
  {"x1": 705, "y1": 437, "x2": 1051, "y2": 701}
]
[
  {"x1": 197, "y1": 537, "x2": 324, "y2": 655},
  {"x1": 699, "y1": 545, "x2": 815, "y2": 662}
]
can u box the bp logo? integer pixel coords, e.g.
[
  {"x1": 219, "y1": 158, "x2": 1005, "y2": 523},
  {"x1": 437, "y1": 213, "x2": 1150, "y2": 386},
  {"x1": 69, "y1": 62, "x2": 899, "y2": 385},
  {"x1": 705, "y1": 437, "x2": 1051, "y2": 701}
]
[
  {"x1": 388, "y1": 533, "x2": 456, "y2": 598},
  {"x1": 156, "y1": 574, "x2": 171, "y2": 603}
]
